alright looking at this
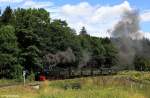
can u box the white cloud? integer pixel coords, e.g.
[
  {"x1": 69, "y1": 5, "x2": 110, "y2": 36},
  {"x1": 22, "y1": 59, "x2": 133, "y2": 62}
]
[
  {"x1": 53, "y1": 1, "x2": 132, "y2": 37},
  {"x1": 22, "y1": 0, "x2": 53, "y2": 9},
  {"x1": 141, "y1": 10, "x2": 150, "y2": 22},
  {"x1": 0, "y1": 0, "x2": 23, "y2": 3}
]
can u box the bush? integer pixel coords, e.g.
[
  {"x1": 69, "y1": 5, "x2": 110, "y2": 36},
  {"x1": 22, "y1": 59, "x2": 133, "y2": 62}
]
[
  {"x1": 10, "y1": 64, "x2": 23, "y2": 80},
  {"x1": 27, "y1": 71, "x2": 35, "y2": 81},
  {"x1": 63, "y1": 82, "x2": 81, "y2": 90}
]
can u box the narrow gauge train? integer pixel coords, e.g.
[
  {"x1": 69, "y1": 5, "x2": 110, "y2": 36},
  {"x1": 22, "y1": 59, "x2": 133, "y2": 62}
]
[{"x1": 35, "y1": 67, "x2": 118, "y2": 81}]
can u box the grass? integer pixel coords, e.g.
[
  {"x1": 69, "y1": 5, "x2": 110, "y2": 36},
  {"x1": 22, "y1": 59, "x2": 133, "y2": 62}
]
[
  {"x1": 118, "y1": 71, "x2": 150, "y2": 82},
  {"x1": 0, "y1": 79, "x2": 18, "y2": 85},
  {"x1": 0, "y1": 71, "x2": 150, "y2": 98}
]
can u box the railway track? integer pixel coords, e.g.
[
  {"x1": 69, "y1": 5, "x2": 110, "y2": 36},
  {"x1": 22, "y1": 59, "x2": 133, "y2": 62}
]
[
  {"x1": 0, "y1": 83, "x2": 22, "y2": 88},
  {"x1": 0, "y1": 82, "x2": 40, "y2": 88}
]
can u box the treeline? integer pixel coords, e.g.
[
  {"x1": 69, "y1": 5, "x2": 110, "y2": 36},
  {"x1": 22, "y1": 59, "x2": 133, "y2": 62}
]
[{"x1": 0, "y1": 7, "x2": 149, "y2": 79}]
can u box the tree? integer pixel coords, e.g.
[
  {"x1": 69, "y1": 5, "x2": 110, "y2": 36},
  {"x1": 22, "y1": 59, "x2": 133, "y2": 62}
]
[
  {"x1": 103, "y1": 38, "x2": 118, "y2": 68},
  {"x1": 90, "y1": 37, "x2": 106, "y2": 68},
  {"x1": 0, "y1": 25, "x2": 22, "y2": 79},
  {"x1": 47, "y1": 19, "x2": 82, "y2": 66},
  {"x1": 0, "y1": 9, "x2": 2, "y2": 27},
  {"x1": 14, "y1": 8, "x2": 50, "y2": 30},
  {"x1": 134, "y1": 56, "x2": 150, "y2": 71},
  {"x1": 79, "y1": 26, "x2": 88, "y2": 36},
  {"x1": 1, "y1": 6, "x2": 14, "y2": 25},
  {"x1": 16, "y1": 29, "x2": 41, "y2": 72},
  {"x1": 14, "y1": 8, "x2": 51, "y2": 73}
]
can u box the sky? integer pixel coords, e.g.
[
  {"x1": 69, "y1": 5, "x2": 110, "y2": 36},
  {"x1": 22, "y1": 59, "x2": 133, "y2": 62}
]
[{"x1": 0, "y1": 0, "x2": 150, "y2": 38}]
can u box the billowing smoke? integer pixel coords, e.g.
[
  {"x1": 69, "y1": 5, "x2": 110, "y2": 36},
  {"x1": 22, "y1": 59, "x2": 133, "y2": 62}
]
[
  {"x1": 78, "y1": 50, "x2": 91, "y2": 68},
  {"x1": 111, "y1": 9, "x2": 143, "y2": 68},
  {"x1": 44, "y1": 48, "x2": 76, "y2": 69},
  {"x1": 112, "y1": 9, "x2": 143, "y2": 39}
]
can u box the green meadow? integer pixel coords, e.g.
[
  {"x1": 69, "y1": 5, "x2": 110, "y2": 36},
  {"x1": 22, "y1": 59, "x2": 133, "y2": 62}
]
[{"x1": 0, "y1": 71, "x2": 150, "y2": 98}]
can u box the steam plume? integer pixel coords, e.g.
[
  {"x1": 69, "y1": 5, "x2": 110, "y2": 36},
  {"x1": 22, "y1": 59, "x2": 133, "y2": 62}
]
[{"x1": 111, "y1": 9, "x2": 143, "y2": 67}]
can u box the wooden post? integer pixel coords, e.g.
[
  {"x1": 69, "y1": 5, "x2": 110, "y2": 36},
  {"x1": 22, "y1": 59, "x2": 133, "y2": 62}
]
[{"x1": 23, "y1": 70, "x2": 26, "y2": 86}]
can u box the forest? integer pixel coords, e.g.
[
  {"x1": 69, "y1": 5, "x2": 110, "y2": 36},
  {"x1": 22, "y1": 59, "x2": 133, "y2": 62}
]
[{"x1": 0, "y1": 6, "x2": 150, "y2": 79}]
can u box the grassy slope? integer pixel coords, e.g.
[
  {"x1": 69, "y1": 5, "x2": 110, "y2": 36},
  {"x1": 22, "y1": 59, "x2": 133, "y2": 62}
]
[{"x1": 0, "y1": 71, "x2": 150, "y2": 98}]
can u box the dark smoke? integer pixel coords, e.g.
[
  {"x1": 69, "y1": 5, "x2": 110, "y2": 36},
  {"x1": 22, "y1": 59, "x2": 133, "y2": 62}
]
[
  {"x1": 44, "y1": 48, "x2": 75, "y2": 69},
  {"x1": 111, "y1": 9, "x2": 143, "y2": 68}
]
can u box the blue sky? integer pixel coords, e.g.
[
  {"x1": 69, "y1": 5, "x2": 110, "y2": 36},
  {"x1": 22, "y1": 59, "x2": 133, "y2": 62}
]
[
  {"x1": 51, "y1": 0, "x2": 149, "y2": 10},
  {"x1": 0, "y1": 0, "x2": 150, "y2": 38}
]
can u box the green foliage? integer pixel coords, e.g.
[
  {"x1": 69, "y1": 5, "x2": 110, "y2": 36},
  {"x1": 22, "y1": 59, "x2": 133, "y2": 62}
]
[
  {"x1": 78, "y1": 35, "x2": 118, "y2": 68},
  {"x1": 134, "y1": 56, "x2": 150, "y2": 71},
  {"x1": 1, "y1": 6, "x2": 14, "y2": 25},
  {"x1": 14, "y1": 8, "x2": 50, "y2": 30},
  {"x1": 10, "y1": 64, "x2": 23, "y2": 80},
  {"x1": 27, "y1": 71, "x2": 35, "y2": 81},
  {"x1": 0, "y1": 25, "x2": 21, "y2": 79},
  {"x1": 47, "y1": 19, "x2": 82, "y2": 66}
]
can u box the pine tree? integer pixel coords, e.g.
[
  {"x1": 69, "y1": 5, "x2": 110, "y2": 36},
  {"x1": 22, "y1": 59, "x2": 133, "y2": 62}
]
[
  {"x1": 1, "y1": 6, "x2": 14, "y2": 25},
  {"x1": 79, "y1": 26, "x2": 88, "y2": 36}
]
